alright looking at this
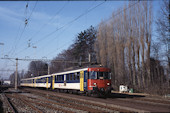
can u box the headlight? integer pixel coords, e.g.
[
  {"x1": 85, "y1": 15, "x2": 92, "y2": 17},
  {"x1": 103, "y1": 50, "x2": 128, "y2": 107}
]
[
  {"x1": 93, "y1": 83, "x2": 97, "y2": 86},
  {"x1": 107, "y1": 83, "x2": 110, "y2": 85}
]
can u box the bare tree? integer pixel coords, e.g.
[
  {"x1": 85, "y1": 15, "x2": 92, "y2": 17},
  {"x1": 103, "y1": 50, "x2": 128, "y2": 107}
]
[
  {"x1": 156, "y1": 0, "x2": 170, "y2": 87},
  {"x1": 95, "y1": 1, "x2": 153, "y2": 91}
]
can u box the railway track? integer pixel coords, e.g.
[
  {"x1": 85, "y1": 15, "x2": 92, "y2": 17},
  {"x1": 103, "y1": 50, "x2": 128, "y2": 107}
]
[
  {"x1": 4, "y1": 93, "x2": 43, "y2": 113},
  {"x1": 1, "y1": 87, "x2": 170, "y2": 112},
  {"x1": 7, "y1": 94, "x2": 73, "y2": 113},
  {"x1": 22, "y1": 88, "x2": 170, "y2": 112},
  {"x1": 22, "y1": 88, "x2": 124, "y2": 112},
  {"x1": 1, "y1": 93, "x2": 16, "y2": 113}
]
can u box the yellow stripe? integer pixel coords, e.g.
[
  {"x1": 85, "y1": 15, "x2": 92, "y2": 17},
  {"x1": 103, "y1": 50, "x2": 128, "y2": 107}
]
[
  {"x1": 52, "y1": 76, "x2": 55, "y2": 89},
  {"x1": 80, "y1": 71, "x2": 84, "y2": 91},
  {"x1": 46, "y1": 78, "x2": 48, "y2": 89}
]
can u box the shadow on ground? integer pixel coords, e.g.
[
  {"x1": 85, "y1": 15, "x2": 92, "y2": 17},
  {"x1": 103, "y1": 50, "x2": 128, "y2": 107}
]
[{"x1": 108, "y1": 92, "x2": 145, "y2": 99}]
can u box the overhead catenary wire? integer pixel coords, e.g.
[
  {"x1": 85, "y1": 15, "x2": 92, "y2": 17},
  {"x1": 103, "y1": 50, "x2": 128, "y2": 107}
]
[
  {"x1": 18, "y1": 1, "x2": 140, "y2": 60},
  {"x1": 7, "y1": 1, "x2": 140, "y2": 66},
  {"x1": 1, "y1": 57, "x2": 89, "y2": 64},
  {"x1": 2, "y1": 1, "x2": 30, "y2": 74},
  {"x1": 1, "y1": 2, "x2": 38, "y2": 76},
  {"x1": 33, "y1": 1, "x2": 105, "y2": 45},
  {"x1": 14, "y1": 1, "x2": 140, "y2": 58},
  {"x1": 28, "y1": 1, "x2": 68, "y2": 42},
  {"x1": 35, "y1": 1, "x2": 140, "y2": 57},
  {"x1": 12, "y1": 1, "x2": 38, "y2": 57},
  {"x1": 1, "y1": 1, "x2": 142, "y2": 78},
  {"x1": 42, "y1": 1, "x2": 141, "y2": 58},
  {"x1": 27, "y1": 1, "x2": 38, "y2": 21},
  {"x1": 15, "y1": 1, "x2": 69, "y2": 56},
  {"x1": 15, "y1": 1, "x2": 68, "y2": 54},
  {"x1": 15, "y1": 1, "x2": 105, "y2": 57}
]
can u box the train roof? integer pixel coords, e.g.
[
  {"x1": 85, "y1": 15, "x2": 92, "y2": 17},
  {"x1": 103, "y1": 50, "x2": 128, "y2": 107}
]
[
  {"x1": 21, "y1": 74, "x2": 51, "y2": 80},
  {"x1": 51, "y1": 67, "x2": 88, "y2": 76},
  {"x1": 21, "y1": 65, "x2": 109, "y2": 81},
  {"x1": 21, "y1": 68, "x2": 88, "y2": 81}
]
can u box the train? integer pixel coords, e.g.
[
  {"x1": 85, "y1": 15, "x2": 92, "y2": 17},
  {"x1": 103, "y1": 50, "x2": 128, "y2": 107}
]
[{"x1": 20, "y1": 66, "x2": 112, "y2": 96}]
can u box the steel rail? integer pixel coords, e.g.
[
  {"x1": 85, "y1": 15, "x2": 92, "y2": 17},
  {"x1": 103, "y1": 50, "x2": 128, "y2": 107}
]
[{"x1": 3, "y1": 93, "x2": 16, "y2": 113}]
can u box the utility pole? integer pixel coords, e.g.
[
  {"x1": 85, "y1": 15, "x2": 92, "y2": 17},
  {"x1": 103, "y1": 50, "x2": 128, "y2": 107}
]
[
  {"x1": 15, "y1": 58, "x2": 18, "y2": 90},
  {"x1": 0, "y1": 42, "x2": 4, "y2": 57},
  {"x1": 33, "y1": 46, "x2": 37, "y2": 58},
  {"x1": 48, "y1": 64, "x2": 50, "y2": 75},
  {"x1": 89, "y1": 53, "x2": 91, "y2": 63}
]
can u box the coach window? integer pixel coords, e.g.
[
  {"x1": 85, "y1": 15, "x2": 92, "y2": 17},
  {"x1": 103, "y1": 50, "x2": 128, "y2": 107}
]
[
  {"x1": 29, "y1": 80, "x2": 32, "y2": 83},
  {"x1": 57, "y1": 76, "x2": 59, "y2": 81},
  {"x1": 59, "y1": 75, "x2": 62, "y2": 81},
  {"x1": 59, "y1": 75, "x2": 61, "y2": 81},
  {"x1": 57, "y1": 75, "x2": 60, "y2": 81},
  {"x1": 43, "y1": 78, "x2": 46, "y2": 83},
  {"x1": 62, "y1": 75, "x2": 64, "y2": 81},
  {"x1": 60, "y1": 75, "x2": 62, "y2": 81},
  {"x1": 55, "y1": 76, "x2": 57, "y2": 82},
  {"x1": 85, "y1": 72, "x2": 88, "y2": 79},
  {"x1": 70, "y1": 74, "x2": 72, "y2": 80},
  {"x1": 66, "y1": 74, "x2": 69, "y2": 80},
  {"x1": 77, "y1": 72, "x2": 80, "y2": 80},
  {"x1": 56, "y1": 76, "x2": 58, "y2": 81},
  {"x1": 73, "y1": 74, "x2": 76, "y2": 80}
]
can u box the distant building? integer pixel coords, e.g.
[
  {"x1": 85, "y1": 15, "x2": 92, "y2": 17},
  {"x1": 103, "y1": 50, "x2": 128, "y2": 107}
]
[{"x1": 3, "y1": 80, "x2": 11, "y2": 85}]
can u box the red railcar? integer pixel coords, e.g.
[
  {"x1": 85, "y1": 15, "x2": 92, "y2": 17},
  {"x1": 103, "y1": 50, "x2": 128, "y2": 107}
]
[{"x1": 86, "y1": 67, "x2": 112, "y2": 96}]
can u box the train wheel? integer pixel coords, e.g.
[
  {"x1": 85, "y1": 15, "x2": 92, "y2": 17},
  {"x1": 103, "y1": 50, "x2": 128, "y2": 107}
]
[
  {"x1": 66, "y1": 90, "x2": 69, "y2": 93},
  {"x1": 86, "y1": 92, "x2": 91, "y2": 97}
]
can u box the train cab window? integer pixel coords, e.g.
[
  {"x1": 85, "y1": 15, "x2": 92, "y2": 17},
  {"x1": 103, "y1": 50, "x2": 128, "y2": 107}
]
[
  {"x1": 97, "y1": 72, "x2": 104, "y2": 79},
  {"x1": 97, "y1": 72, "x2": 111, "y2": 79},
  {"x1": 104, "y1": 72, "x2": 111, "y2": 79},
  {"x1": 89, "y1": 71, "x2": 97, "y2": 79}
]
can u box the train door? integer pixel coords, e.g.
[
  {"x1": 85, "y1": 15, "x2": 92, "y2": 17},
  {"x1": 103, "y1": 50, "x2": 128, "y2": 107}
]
[
  {"x1": 80, "y1": 71, "x2": 84, "y2": 91},
  {"x1": 84, "y1": 71, "x2": 87, "y2": 90},
  {"x1": 32, "y1": 79, "x2": 33, "y2": 87},
  {"x1": 34, "y1": 79, "x2": 36, "y2": 87},
  {"x1": 50, "y1": 76, "x2": 52, "y2": 89},
  {"x1": 46, "y1": 77, "x2": 48, "y2": 89}
]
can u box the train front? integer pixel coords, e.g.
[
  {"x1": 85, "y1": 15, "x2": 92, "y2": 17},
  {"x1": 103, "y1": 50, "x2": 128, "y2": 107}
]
[{"x1": 87, "y1": 67, "x2": 112, "y2": 96}]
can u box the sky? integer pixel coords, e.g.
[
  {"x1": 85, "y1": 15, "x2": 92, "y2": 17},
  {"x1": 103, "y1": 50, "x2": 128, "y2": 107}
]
[{"x1": 0, "y1": 0, "x2": 161, "y2": 79}]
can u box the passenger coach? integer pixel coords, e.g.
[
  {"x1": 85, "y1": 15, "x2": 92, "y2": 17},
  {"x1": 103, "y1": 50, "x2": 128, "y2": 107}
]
[{"x1": 21, "y1": 67, "x2": 112, "y2": 96}]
